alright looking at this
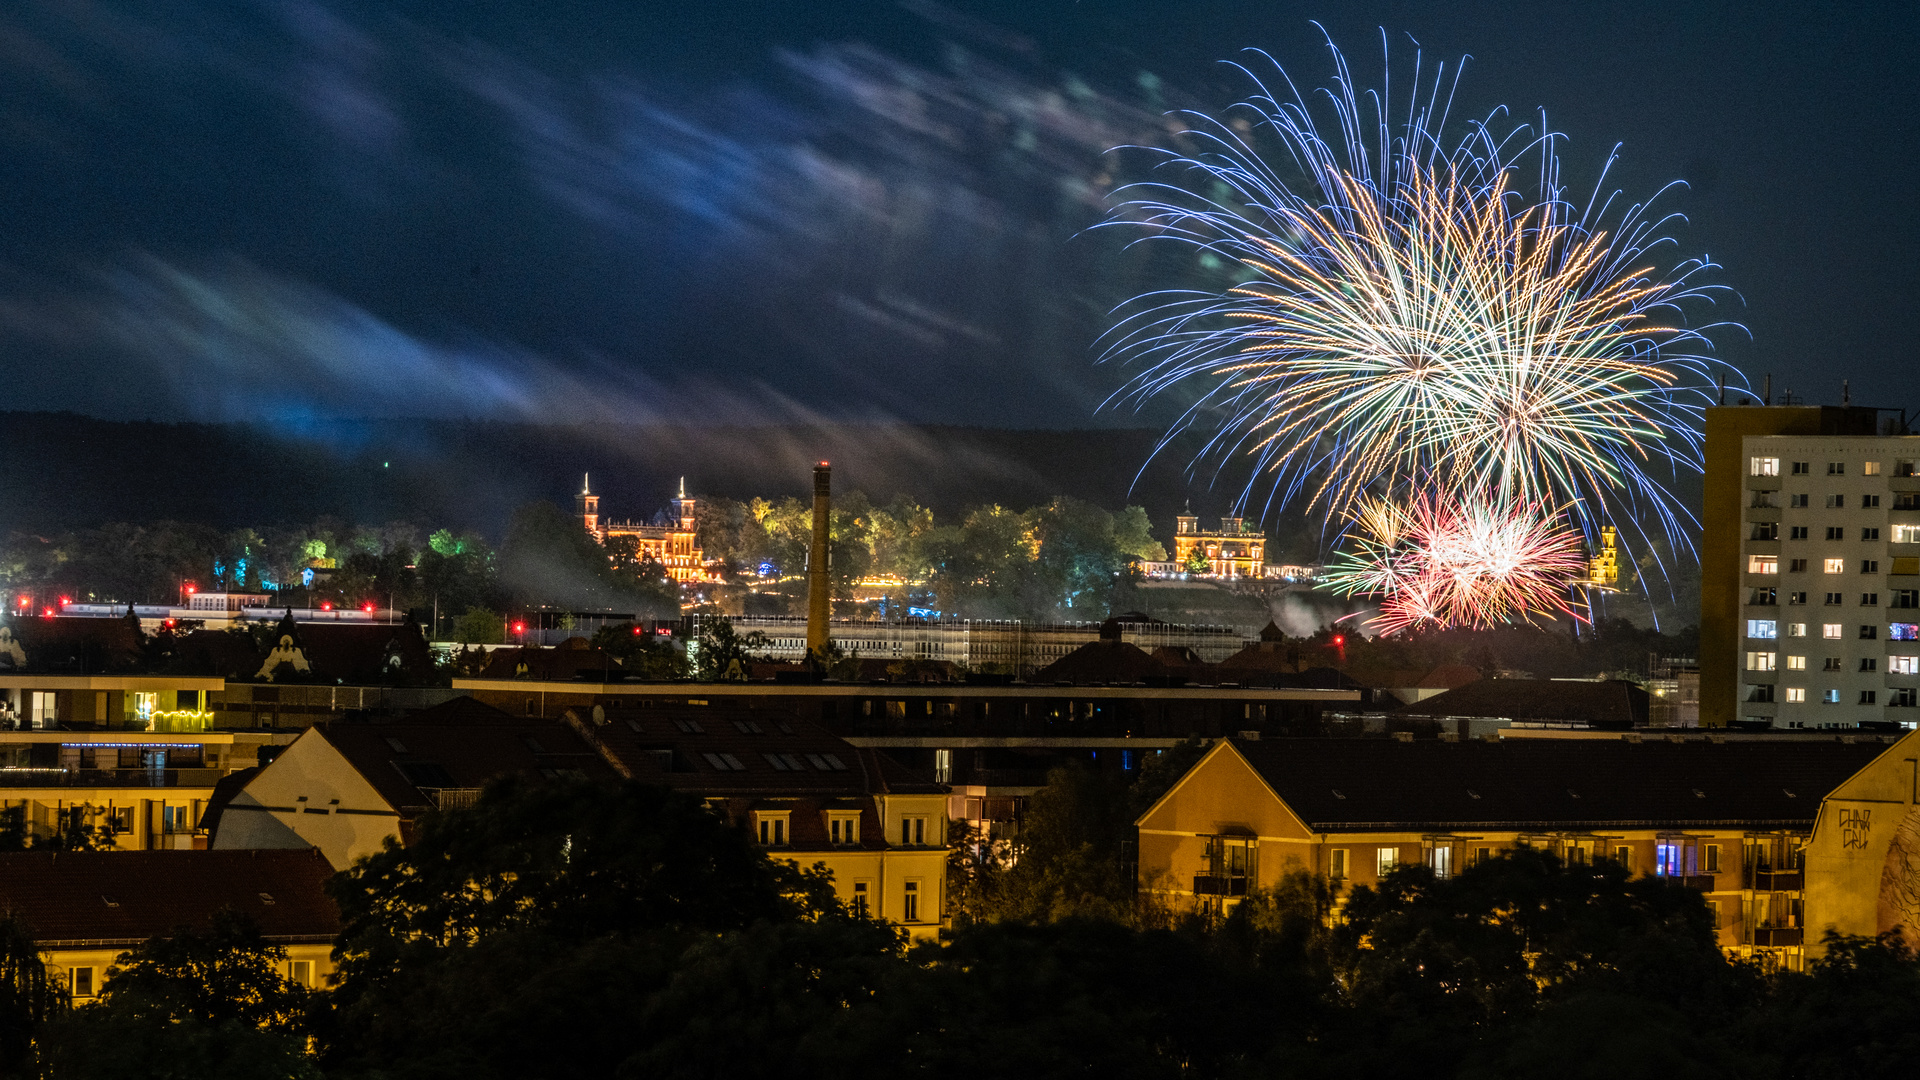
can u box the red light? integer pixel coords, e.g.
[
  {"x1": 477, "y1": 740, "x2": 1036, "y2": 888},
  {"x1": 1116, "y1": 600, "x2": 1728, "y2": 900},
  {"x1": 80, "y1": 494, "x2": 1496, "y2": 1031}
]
[
  {"x1": 321, "y1": 602, "x2": 333, "y2": 611},
  {"x1": 163, "y1": 619, "x2": 175, "y2": 628},
  {"x1": 512, "y1": 622, "x2": 526, "y2": 634},
  {"x1": 632, "y1": 627, "x2": 642, "y2": 635},
  {"x1": 362, "y1": 603, "x2": 375, "y2": 613},
  {"x1": 15, "y1": 596, "x2": 26, "y2": 607},
  {"x1": 1332, "y1": 634, "x2": 1345, "y2": 646},
  {"x1": 40, "y1": 607, "x2": 52, "y2": 618},
  {"x1": 184, "y1": 584, "x2": 196, "y2": 595}
]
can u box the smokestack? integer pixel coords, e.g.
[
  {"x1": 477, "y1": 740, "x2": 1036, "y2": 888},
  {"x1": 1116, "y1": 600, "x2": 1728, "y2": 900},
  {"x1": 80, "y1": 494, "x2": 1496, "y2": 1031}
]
[
  {"x1": 1762, "y1": 373, "x2": 1771, "y2": 406},
  {"x1": 806, "y1": 461, "x2": 832, "y2": 663},
  {"x1": 1843, "y1": 379, "x2": 1851, "y2": 407}
]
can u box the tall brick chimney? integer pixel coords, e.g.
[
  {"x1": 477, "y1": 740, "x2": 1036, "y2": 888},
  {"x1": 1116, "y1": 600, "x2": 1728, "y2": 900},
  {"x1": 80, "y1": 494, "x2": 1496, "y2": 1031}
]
[{"x1": 806, "y1": 462, "x2": 832, "y2": 662}]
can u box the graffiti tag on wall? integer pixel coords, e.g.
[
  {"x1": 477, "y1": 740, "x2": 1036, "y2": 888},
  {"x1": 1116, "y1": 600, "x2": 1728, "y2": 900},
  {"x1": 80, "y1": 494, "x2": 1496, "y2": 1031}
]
[{"x1": 1841, "y1": 807, "x2": 1873, "y2": 850}]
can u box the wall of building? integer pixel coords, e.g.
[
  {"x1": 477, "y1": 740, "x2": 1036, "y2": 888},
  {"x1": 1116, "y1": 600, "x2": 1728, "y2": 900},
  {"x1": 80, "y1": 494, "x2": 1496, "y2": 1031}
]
[{"x1": 1804, "y1": 728, "x2": 1920, "y2": 948}]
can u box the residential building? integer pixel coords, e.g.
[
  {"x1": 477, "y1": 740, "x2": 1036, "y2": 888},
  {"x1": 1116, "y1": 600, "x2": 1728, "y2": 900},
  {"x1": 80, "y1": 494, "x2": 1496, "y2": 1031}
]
[
  {"x1": 1712, "y1": 406, "x2": 1920, "y2": 728},
  {"x1": 0, "y1": 729, "x2": 296, "y2": 850},
  {"x1": 563, "y1": 703, "x2": 949, "y2": 938},
  {"x1": 1396, "y1": 678, "x2": 1651, "y2": 731},
  {"x1": 0, "y1": 850, "x2": 339, "y2": 999},
  {"x1": 708, "y1": 612, "x2": 1248, "y2": 672},
  {"x1": 1135, "y1": 736, "x2": 1888, "y2": 970},
  {"x1": 211, "y1": 697, "x2": 617, "y2": 867},
  {"x1": 1802, "y1": 723, "x2": 1920, "y2": 949}
]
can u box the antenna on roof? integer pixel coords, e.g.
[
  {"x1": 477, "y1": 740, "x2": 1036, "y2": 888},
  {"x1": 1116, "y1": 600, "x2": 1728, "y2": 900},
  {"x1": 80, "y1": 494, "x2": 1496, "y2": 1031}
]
[
  {"x1": 1843, "y1": 380, "x2": 1851, "y2": 407},
  {"x1": 582, "y1": 473, "x2": 592, "y2": 495},
  {"x1": 1762, "y1": 373, "x2": 1771, "y2": 406}
]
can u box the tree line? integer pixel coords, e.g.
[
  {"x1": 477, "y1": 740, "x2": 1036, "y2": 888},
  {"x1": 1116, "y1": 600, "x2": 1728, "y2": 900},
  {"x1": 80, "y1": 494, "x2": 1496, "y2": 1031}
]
[{"x1": 2, "y1": 769, "x2": 1916, "y2": 1079}]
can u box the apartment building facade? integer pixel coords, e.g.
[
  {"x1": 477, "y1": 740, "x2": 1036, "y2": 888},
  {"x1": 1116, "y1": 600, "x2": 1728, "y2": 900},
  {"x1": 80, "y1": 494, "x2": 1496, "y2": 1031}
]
[{"x1": 1736, "y1": 434, "x2": 1920, "y2": 728}]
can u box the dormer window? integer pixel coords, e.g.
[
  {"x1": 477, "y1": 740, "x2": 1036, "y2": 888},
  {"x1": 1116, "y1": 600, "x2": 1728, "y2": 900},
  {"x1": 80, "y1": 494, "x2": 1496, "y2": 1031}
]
[
  {"x1": 828, "y1": 812, "x2": 860, "y2": 846},
  {"x1": 756, "y1": 812, "x2": 790, "y2": 847}
]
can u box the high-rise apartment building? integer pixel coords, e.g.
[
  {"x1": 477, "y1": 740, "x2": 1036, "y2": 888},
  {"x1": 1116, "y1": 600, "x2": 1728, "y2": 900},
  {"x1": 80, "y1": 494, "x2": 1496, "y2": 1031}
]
[{"x1": 1706, "y1": 405, "x2": 1920, "y2": 729}]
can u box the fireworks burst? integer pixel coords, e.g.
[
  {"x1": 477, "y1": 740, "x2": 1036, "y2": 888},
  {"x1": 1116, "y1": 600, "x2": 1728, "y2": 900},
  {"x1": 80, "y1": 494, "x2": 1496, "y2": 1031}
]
[
  {"x1": 1323, "y1": 495, "x2": 1588, "y2": 633},
  {"x1": 1100, "y1": 31, "x2": 1740, "y2": 628}
]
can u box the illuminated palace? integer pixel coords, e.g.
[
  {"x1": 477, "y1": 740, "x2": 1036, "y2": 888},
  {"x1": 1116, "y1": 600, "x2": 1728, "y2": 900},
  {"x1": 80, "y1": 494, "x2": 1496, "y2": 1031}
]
[
  {"x1": 1173, "y1": 514, "x2": 1267, "y2": 579},
  {"x1": 577, "y1": 476, "x2": 717, "y2": 584}
]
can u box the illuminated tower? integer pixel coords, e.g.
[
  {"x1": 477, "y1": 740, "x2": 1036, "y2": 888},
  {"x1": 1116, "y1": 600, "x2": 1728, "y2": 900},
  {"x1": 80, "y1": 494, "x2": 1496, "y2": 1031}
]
[
  {"x1": 577, "y1": 474, "x2": 601, "y2": 539},
  {"x1": 672, "y1": 476, "x2": 696, "y2": 560},
  {"x1": 806, "y1": 462, "x2": 832, "y2": 662}
]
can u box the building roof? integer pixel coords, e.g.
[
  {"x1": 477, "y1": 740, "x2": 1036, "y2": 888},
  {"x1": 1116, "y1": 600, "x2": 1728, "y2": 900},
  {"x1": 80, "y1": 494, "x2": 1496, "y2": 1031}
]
[
  {"x1": 0, "y1": 616, "x2": 143, "y2": 673},
  {"x1": 0, "y1": 849, "x2": 340, "y2": 946},
  {"x1": 565, "y1": 704, "x2": 944, "y2": 798},
  {"x1": 1224, "y1": 738, "x2": 1887, "y2": 832},
  {"x1": 1030, "y1": 639, "x2": 1170, "y2": 684},
  {"x1": 564, "y1": 703, "x2": 941, "y2": 853},
  {"x1": 480, "y1": 640, "x2": 627, "y2": 681},
  {"x1": 314, "y1": 698, "x2": 617, "y2": 814},
  {"x1": 1396, "y1": 678, "x2": 1649, "y2": 728}
]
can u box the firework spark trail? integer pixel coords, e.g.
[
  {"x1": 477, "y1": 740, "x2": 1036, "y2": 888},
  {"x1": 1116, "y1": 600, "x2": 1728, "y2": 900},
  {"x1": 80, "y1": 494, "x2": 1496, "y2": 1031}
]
[
  {"x1": 1099, "y1": 32, "x2": 1740, "y2": 546},
  {"x1": 1323, "y1": 494, "x2": 1588, "y2": 633}
]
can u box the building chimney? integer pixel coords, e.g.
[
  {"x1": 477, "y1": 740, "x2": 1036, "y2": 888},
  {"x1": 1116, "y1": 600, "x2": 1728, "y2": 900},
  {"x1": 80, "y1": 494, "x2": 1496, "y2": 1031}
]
[
  {"x1": 1762, "y1": 373, "x2": 1771, "y2": 405},
  {"x1": 1843, "y1": 379, "x2": 1851, "y2": 407},
  {"x1": 806, "y1": 462, "x2": 832, "y2": 663}
]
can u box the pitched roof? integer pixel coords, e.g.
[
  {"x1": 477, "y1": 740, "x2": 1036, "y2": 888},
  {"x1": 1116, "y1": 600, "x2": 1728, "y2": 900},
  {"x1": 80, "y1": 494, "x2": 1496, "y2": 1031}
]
[
  {"x1": 1228, "y1": 738, "x2": 1887, "y2": 832},
  {"x1": 1030, "y1": 639, "x2": 1170, "y2": 684},
  {"x1": 1396, "y1": 678, "x2": 1649, "y2": 727},
  {"x1": 0, "y1": 616, "x2": 143, "y2": 673},
  {"x1": 293, "y1": 622, "x2": 433, "y2": 683},
  {"x1": 480, "y1": 643, "x2": 625, "y2": 681},
  {"x1": 315, "y1": 701, "x2": 617, "y2": 813},
  {"x1": 565, "y1": 704, "x2": 944, "y2": 797},
  {"x1": 0, "y1": 849, "x2": 340, "y2": 946}
]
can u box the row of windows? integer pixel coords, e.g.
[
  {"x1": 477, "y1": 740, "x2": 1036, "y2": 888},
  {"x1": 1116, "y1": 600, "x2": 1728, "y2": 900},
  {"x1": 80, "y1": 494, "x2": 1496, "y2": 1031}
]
[
  {"x1": 1748, "y1": 555, "x2": 1887, "y2": 574},
  {"x1": 1746, "y1": 651, "x2": 1920, "y2": 673},
  {"x1": 1747, "y1": 685, "x2": 1912, "y2": 706},
  {"x1": 1751, "y1": 524, "x2": 1920, "y2": 541},
  {"x1": 1328, "y1": 841, "x2": 1730, "y2": 881},
  {"x1": 1743, "y1": 588, "x2": 1904, "y2": 607},
  {"x1": 1752, "y1": 456, "x2": 1919, "y2": 477},
  {"x1": 754, "y1": 811, "x2": 934, "y2": 849},
  {"x1": 1748, "y1": 620, "x2": 1920, "y2": 640}
]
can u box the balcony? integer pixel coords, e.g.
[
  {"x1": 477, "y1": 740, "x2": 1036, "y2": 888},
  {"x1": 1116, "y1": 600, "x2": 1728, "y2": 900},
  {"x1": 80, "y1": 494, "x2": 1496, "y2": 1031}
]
[
  {"x1": 1192, "y1": 874, "x2": 1250, "y2": 897},
  {"x1": 0, "y1": 767, "x2": 225, "y2": 789},
  {"x1": 1746, "y1": 869, "x2": 1805, "y2": 891},
  {"x1": 1670, "y1": 874, "x2": 1718, "y2": 891},
  {"x1": 1752, "y1": 926, "x2": 1804, "y2": 947}
]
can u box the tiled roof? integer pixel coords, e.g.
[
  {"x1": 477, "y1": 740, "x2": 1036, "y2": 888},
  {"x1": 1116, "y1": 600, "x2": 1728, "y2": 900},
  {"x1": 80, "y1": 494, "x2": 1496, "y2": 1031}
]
[
  {"x1": 317, "y1": 699, "x2": 616, "y2": 813},
  {"x1": 1396, "y1": 678, "x2": 1648, "y2": 727},
  {"x1": 479, "y1": 642, "x2": 626, "y2": 681},
  {"x1": 565, "y1": 704, "x2": 945, "y2": 853},
  {"x1": 1228, "y1": 738, "x2": 1887, "y2": 831},
  {"x1": 1030, "y1": 640, "x2": 1170, "y2": 684},
  {"x1": 565, "y1": 704, "x2": 943, "y2": 797},
  {"x1": 292, "y1": 622, "x2": 433, "y2": 683},
  {"x1": 0, "y1": 849, "x2": 340, "y2": 946}
]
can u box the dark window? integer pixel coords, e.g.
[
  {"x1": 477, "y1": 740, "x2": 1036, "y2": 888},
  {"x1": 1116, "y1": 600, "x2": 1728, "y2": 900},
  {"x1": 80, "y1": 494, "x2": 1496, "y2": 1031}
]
[
  {"x1": 1788, "y1": 592, "x2": 1807, "y2": 605},
  {"x1": 1792, "y1": 462, "x2": 1811, "y2": 475},
  {"x1": 1790, "y1": 559, "x2": 1808, "y2": 572},
  {"x1": 1828, "y1": 495, "x2": 1846, "y2": 509},
  {"x1": 1749, "y1": 588, "x2": 1777, "y2": 606},
  {"x1": 1864, "y1": 495, "x2": 1882, "y2": 509},
  {"x1": 1791, "y1": 494, "x2": 1810, "y2": 508},
  {"x1": 1828, "y1": 527, "x2": 1846, "y2": 540},
  {"x1": 1790, "y1": 526, "x2": 1810, "y2": 539},
  {"x1": 1864, "y1": 560, "x2": 1881, "y2": 574},
  {"x1": 1828, "y1": 462, "x2": 1846, "y2": 475},
  {"x1": 1864, "y1": 593, "x2": 1881, "y2": 606},
  {"x1": 1894, "y1": 688, "x2": 1918, "y2": 707},
  {"x1": 1892, "y1": 590, "x2": 1919, "y2": 609},
  {"x1": 1864, "y1": 528, "x2": 1882, "y2": 541},
  {"x1": 1860, "y1": 690, "x2": 1878, "y2": 705},
  {"x1": 1753, "y1": 522, "x2": 1779, "y2": 541},
  {"x1": 1861, "y1": 658, "x2": 1879, "y2": 672},
  {"x1": 1861, "y1": 625, "x2": 1880, "y2": 640},
  {"x1": 1827, "y1": 592, "x2": 1845, "y2": 605}
]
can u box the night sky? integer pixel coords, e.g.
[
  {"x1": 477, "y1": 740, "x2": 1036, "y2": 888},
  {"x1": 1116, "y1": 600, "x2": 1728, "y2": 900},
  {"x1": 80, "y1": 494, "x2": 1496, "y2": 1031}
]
[{"x1": 0, "y1": 0, "x2": 1912, "y2": 429}]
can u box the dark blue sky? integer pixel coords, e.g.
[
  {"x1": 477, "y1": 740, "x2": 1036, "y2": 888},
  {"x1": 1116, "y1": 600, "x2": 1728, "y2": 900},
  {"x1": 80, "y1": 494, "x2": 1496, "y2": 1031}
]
[{"x1": 0, "y1": 0, "x2": 1911, "y2": 427}]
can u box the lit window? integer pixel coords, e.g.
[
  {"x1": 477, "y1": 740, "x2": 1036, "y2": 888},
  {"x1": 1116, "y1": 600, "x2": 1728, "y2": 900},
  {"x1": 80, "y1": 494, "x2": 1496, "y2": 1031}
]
[
  {"x1": 1330, "y1": 849, "x2": 1349, "y2": 880},
  {"x1": 1430, "y1": 846, "x2": 1453, "y2": 879},
  {"x1": 288, "y1": 961, "x2": 312, "y2": 987},
  {"x1": 1751, "y1": 457, "x2": 1780, "y2": 476},
  {"x1": 1746, "y1": 652, "x2": 1777, "y2": 671},
  {"x1": 1748, "y1": 555, "x2": 1778, "y2": 575},
  {"x1": 903, "y1": 880, "x2": 921, "y2": 922},
  {"x1": 1823, "y1": 689, "x2": 1842, "y2": 704},
  {"x1": 1825, "y1": 558, "x2": 1847, "y2": 574},
  {"x1": 1785, "y1": 687, "x2": 1806, "y2": 703},
  {"x1": 1376, "y1": 847, "x2": 1398, "y2": 876},
  {"x1": 1787, "y1": 623, "x2": 1807, "y2": 637},
  {"x1": 1865, "y1": 461, "x2": 1882, "y2": 476},
  {"x1": 70, "y1": 967, "x2": 95, "y2": 998},
  {"x1": 1747, "y1": 620, "x2": 1777, "y2": 639},
  {"x1": 1898, "y1": 526, "x2": 1920, "y2": 544},
  {"x1": 1823, "y1": 623, "x2": 1844, "y2": 639},
  {"x1": 1787, "y1": 655, "x2": 1807, "y2": 670},
  {"x1": 1893, "y1": 624, "x2": 1920, "y2": 641},
  {"x1": 1891, "y1": 656, "x2": 1920, "y2": 675}
]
